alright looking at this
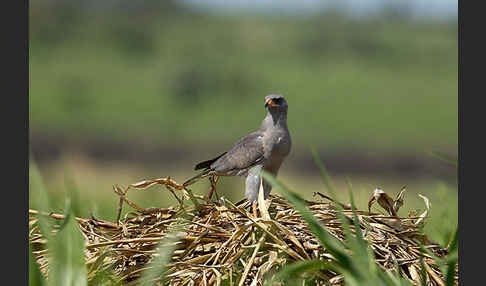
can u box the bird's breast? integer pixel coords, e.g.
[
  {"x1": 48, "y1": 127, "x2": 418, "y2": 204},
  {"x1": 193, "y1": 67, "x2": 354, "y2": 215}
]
[{"x1": 264, "y1": 132, "x2": 291, "y2": 158}]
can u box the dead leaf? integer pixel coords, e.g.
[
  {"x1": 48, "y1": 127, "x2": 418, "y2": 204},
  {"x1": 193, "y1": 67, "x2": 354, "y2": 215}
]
[
  {"x1": 393, "y1": 185, "x2": 406, "y2": 214},
  {"x1": 368, "y1": 188, "x2": 397, "y2": 216},
  {"x1": 414, "y1": 194, "x2": 431, "y2": 226}
]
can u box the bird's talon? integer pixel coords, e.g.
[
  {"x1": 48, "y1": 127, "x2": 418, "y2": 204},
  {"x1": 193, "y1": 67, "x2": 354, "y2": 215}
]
[{"x1": 252, "y1": 203, "x2": 259, "y2": 218}]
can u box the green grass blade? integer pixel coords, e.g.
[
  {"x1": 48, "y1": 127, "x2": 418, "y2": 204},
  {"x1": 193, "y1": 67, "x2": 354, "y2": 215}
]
[
  {"x1": 87, "y1": 249, "x2": 119, "y2": 286},
  {"x1": 345, "y1": 183, "x2": 373, "y2": 273},
  {"x1": 428, "y1": 151, "x2": 457, "y2": 168},
  {"x1": 138, "y1": 234, "x2": 179, "y2": 285},
  {"x1": 48, "y1": 214, "x2": 88, "y2": 286},
  {"x1": 375, "y1": 267, "x2": 413, "y2": 286},
  {"x1": 64, "y1": 171, "x2": 83, "y2": 220},
  {"x1": 417, "y1": 235, "x2": 457, "y2": 286},
  {"x1": 346, "y1": 180, "x2": 365, "y2": 244},
  {"x1": 445, "y1": 260, "x2": 457, "y2": 286},
  {"x1": 48, "y1": 185, "x2": 88, "y2": 286},
  {"x1": 445, "y1": 229, "x2": 458, "y2": 286},
  {"x1": 447, "y1": 228, "x2": 458, "y2": 254},
  {"x1": 261, "y1": 171, "x2": 356, "y2": 275},
  {"x1": 310, "y1": 146, "x2": 336, "y2": 196},
  {"x1": 308, "y1": 154, "x2": 369, "y2": 281},
  {"x1": 266, "y1": 259, "x2": 335, "y2": 285},
  {"x1": 418, "y1": 254, "x2": 428, "y2": 286},
  {"x1": 310, "y1": 148, "x2": 365, "y2": 260},
  {"x1": 29, "y1": 243, "x2": 46, "y2": 286},
  {"x1": 309, "y1": 153, "x2": 359, "y2": 245},
  {"x1": 29, "y1": 161, "x2": 52, "y2": 240}
]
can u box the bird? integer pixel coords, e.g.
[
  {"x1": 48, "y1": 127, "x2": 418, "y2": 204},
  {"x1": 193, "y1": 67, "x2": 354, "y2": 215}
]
[{"x1": 183, "y1": 94, "x2": 291, "y2": 217}]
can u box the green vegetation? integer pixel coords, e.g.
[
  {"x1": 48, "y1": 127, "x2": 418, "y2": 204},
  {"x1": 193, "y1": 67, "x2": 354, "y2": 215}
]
[
  {"x1": 29, "y1": 163, "x2": 88, "y2": 286},
  {"x1": 30, "y1": 6, "x2": 457, "y2": 153}
]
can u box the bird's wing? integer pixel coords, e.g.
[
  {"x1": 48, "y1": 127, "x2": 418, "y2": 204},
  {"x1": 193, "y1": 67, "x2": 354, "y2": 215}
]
[
  {"x1": 194, "y1": 152, "x2": 227, "y2": 170},
  {"x1": 210, "y1": 131, "x2": 265, "y2": 173}
]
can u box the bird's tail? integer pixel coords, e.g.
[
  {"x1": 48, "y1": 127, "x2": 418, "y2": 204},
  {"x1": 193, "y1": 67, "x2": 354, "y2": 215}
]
[{"x1": 183, "y1": 169, "x2": 212, "y2": 187}]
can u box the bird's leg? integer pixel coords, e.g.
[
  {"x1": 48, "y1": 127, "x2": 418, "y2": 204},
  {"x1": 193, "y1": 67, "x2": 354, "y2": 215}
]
[
  {"x1": 213, "y1": 176, "x2": 220, "y2": 200},
  {"x1": 207, "y1": 175, "x2": 220, "y2": 201},
  {"x1": 252, "y1": 202, "x2": 259, "y2": 218},
  {"x1": 246, "y1": 165, "x2": 263, "y2": 218},
  {"x1": 207, "y1": 176, "x2": 215, "y2": 200}
]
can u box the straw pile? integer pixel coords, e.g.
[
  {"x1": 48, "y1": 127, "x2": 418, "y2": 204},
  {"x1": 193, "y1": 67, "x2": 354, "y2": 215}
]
[{"x1": 29, "y1": 177, "x2": 457, "y2": 285}]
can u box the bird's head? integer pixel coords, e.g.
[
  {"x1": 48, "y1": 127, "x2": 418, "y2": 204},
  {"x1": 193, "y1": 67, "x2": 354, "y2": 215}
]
[{"x1": 264, "y1": 94, "x2": 288, "y2": 112}]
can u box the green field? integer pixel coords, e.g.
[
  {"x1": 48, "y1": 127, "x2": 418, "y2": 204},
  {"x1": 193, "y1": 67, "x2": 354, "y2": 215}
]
[{"x1": 30, "y1": 10, "x2": 457, "y2": 153}]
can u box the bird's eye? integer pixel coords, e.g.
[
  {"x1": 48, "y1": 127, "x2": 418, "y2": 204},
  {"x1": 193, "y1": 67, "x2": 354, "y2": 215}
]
[{"x1": 274, "y1": 98, "x2": 281, "y2": 104}]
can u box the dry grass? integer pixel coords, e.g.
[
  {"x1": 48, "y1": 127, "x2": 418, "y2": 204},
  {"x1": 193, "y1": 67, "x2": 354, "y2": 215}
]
[{"x1": 29, "y1": 177, "x2": 457, "y2": 285}]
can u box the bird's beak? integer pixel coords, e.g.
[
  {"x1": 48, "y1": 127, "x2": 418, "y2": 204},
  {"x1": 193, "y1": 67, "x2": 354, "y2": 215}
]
[{"x1": 265, "y1": 98, "x2": 277, "y2": 108}]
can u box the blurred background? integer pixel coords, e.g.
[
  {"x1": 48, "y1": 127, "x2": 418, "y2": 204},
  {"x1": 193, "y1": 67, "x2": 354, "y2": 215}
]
[{"x1": 29, "y1": 0, "x2": 457, "y2": 244}]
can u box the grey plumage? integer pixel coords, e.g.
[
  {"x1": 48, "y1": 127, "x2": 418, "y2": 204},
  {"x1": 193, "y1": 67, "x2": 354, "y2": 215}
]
[{"x1": 183, "y1": 94, "x2": 291, "y2": 206}]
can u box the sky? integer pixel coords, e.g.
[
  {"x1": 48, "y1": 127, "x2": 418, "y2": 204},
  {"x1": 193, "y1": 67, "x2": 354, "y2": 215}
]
[{"x1": 180, "y1": 0, "x2": 457, "y2": 19}]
